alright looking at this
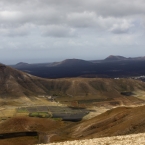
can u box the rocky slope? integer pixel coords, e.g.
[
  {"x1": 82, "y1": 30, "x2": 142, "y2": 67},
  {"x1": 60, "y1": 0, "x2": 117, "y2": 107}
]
[
  {"x1": 69, "y1": 105, "x2": 145, "y2": 139},
  {"x1": 37, "y1": 133, "x2": 145, "y2": 145}
]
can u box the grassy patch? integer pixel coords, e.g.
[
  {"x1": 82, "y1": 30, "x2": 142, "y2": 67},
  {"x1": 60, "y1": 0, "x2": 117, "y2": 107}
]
[{"x1": 29, "y1": 112, "x2": 51, "y2": 118}]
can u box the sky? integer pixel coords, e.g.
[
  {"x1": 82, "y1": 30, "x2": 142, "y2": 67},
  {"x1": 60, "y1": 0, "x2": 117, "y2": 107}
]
[{"x1": 0, "y1": 0, "x2": 145, "y2": 64}]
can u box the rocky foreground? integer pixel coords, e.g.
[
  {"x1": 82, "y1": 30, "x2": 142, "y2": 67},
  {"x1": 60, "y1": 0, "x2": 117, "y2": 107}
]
[{"x1": 38, "y1": 133, "x2": 145, "y2": 145}]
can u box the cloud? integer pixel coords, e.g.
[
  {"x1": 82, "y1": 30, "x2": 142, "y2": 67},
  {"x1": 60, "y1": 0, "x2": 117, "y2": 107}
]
[
  {"x1": 41, "y1": 25, "x2": 76, "y2": 37},
  {"x1": 84, "y1": 0, "x2": 145, "y2": 17},
  {"x1": 0, "y1": 0, "x2": 144, "y2": 31},
  {"x1": 0, "y1": 0, "x2": 145, "y2": 63},
  {"x1": 0, "y1": 23, "x2": 34, "y2": 37},
  {"x1": 67, "y1": 11, "x2": 97, "y2": 28},
  {"x1": 109, "y1": 19, "x2": 134, "y2": 34}
]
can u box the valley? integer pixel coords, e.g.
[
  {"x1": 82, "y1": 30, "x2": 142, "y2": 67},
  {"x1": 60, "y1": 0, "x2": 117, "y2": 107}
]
[
  {"x1": 0, "y1": 61, "x2": 145, "y2": 144},
  {"x1": 1, "y1": 0, "x2": 145, "y2": 144}
]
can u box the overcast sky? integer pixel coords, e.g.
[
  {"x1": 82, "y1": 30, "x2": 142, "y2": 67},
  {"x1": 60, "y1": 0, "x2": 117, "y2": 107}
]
[{"x1": 0, "y1": 0, "x2": 145, "y2": 64}]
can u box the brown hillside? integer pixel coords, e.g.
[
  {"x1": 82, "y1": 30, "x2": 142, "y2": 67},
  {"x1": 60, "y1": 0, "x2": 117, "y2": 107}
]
[
  {"x1": 0, "y1": 63, "x2": 51, "y2": 99},
  {"x1": 69, "y1": 105, "x2": 145, "y2": 139},
  {"x1": 0, "y1": 116, "x2": 63, "y2": 133},
  {"x1": 0, "y1": 116, "x2": 65, "y2": 145}
]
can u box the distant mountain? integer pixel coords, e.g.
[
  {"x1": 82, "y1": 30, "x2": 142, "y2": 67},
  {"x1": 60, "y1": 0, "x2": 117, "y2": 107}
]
[
  {"x1": 10, "y1": 55, "x2": 145, "y2": 79},
  {"x1": 104, "y1": 55, "x2": 127, "y2": 61},
  {"x1": 10, "y1": 58, "x2": 96, "y2": 78},
  {"x1": 128, "y1": 56, "x2": 145, "y2": 60},
  {"x1": 104, "y1": 55, "x2": 145, "y2": 61},
  {"x1": 15, "y1": 62, "x2": 29, "y2": 67},
  {"x1": 54, "y1": 59, "x2": 93, "y2": 67}
]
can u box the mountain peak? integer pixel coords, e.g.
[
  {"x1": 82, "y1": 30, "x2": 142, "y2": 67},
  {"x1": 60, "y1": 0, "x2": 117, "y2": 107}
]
[
  {"x1": 16, "y1": 62, "x2": 29, "y2": 66},
  {"x1": 55, "y1": 59, "x2": 93, "y2": 66},
  {"x1": 105, "y1": 55, "x2": 126, "y2": 61}
]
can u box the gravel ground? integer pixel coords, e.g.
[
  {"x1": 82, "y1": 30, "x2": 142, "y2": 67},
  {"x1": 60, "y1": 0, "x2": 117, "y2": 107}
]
[{"x1": 37, "y1": 133, "x2": 145, "y2": 145}]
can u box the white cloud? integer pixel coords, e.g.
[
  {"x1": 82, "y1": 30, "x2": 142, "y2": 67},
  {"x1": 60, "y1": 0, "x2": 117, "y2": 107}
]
[
  {"x1": 67, "y1": 11, "x2": 97, "y2": 27},
  {"x1": 84, "y1": 0, "x2": 145, "y2": 17},
  {"x1": 41, "y1": 25, "x2": 76, "y2": 37},
  {"x1": 109, "y1": 19, "x2": 134, "y2": 34},
  {"x1": 0, "y1": 23, "x2": 34, "y2": 36},
  {"x1": 0, "y1": 0, "x2": 144, "y2": 32}
]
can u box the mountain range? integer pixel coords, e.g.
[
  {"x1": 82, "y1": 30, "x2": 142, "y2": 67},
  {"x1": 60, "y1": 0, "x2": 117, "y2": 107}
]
[{"x1": 10, "y1": 55, "x2": 145, "y2": 79}]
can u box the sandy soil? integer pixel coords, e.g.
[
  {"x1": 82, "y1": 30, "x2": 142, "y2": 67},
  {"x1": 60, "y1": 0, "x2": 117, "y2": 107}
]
[{"x1": 37, "y1": 133, "x2": 145, "y2": 145}]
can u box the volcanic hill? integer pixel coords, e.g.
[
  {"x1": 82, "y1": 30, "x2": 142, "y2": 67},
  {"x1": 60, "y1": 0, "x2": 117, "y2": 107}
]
[{"x1": 0, "y1": 63, "x2": 51, "y2": 99}]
